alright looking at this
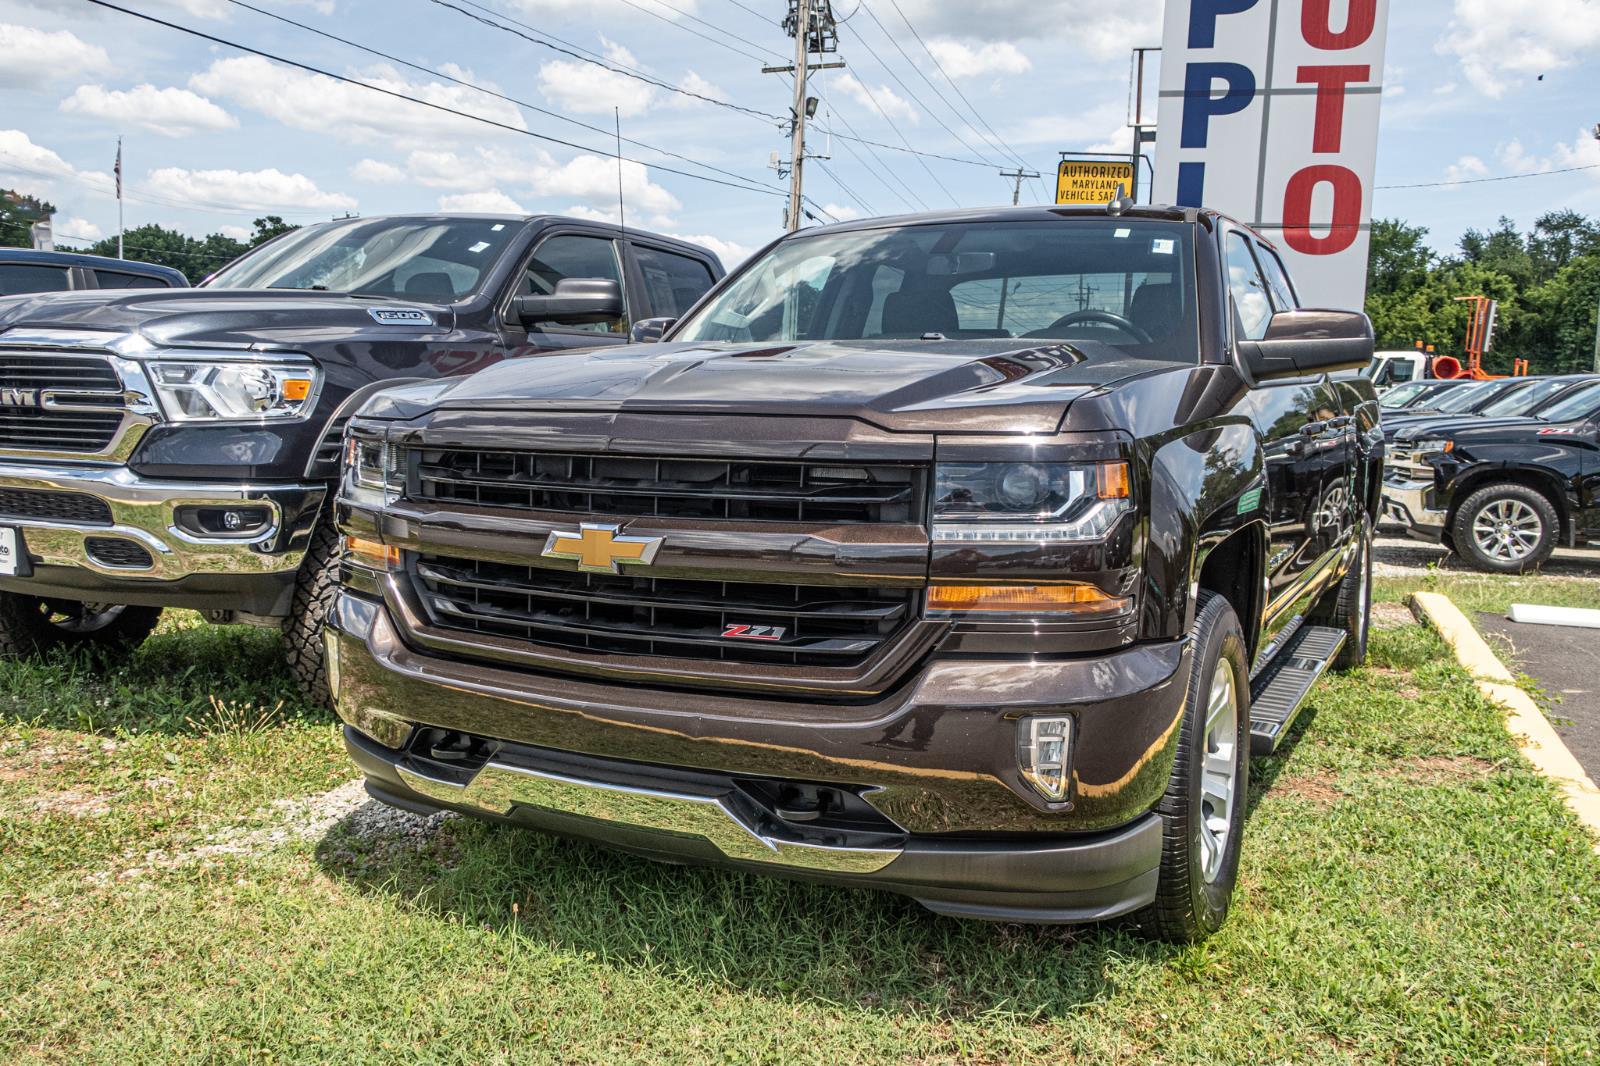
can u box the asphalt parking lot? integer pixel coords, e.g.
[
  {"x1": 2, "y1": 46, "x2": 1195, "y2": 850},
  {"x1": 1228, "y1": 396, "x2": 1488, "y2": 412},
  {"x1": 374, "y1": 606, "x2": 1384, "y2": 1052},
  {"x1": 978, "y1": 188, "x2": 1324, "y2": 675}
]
[{"x1": 1376, "y1": 534, "x2": 1600, "y2": 783}]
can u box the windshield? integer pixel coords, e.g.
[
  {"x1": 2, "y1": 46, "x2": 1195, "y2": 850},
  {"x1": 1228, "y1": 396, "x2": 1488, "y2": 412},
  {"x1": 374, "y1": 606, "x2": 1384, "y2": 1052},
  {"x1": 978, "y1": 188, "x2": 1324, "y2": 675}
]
[
  {"x1": 1482, "y1": 378, "x2": 1580, "y2": 417},
  {"x1": 673, "y1": 219, "x2": 1200, "y2": 360},
  {"x1": 1535, "y1": 381, "x2": 1600, "y2": 423},
  {"x1": 1429, "y1": 381, "x2": 1497, "y2": 413},
  {"x1": 1380, "y1": 382, "x2": 1432, "y2": 408},
  {"x1": 204, "y1": 216, "x2": 520, "y2": 299}
]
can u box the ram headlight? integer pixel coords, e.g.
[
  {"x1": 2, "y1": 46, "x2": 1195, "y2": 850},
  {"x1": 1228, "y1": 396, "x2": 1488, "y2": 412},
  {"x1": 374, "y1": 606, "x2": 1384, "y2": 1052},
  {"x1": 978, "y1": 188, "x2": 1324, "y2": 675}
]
[
  {"x1": 147, "y1": 355, "x2": 320, "y2": 422},
  {"x1": 933, "y1": 461, "x2": 1131, "y2": 542}
]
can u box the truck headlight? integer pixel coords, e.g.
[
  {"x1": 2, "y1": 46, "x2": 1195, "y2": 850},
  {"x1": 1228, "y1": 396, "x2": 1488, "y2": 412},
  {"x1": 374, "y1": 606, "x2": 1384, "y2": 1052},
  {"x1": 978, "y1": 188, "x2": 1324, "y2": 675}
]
[
  {"x1": 933, "y1": 461, "x2": 1131, "y2": 542},
  {"x1": 148, "y1": 357, "x2": 320, "y2": 422},
  {"x1": 343, "y1": 434, "x2": 403, "y2": 508}
]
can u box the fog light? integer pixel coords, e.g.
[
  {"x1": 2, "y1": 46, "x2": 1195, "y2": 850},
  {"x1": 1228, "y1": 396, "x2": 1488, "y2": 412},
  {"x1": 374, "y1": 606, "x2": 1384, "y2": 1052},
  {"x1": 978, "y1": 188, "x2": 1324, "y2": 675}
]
[{"x1": 1018, "y1": 716, "x2": 1074, "y2": 802}]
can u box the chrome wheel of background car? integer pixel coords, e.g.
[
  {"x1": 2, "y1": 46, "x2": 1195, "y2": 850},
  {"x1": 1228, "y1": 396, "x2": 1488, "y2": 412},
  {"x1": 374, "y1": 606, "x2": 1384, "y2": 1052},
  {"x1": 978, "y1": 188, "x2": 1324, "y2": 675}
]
[
  {"x1": 38, "y1": 600, "x2": 127, "y2": 634},
  {"x1": 1471, "y1": 499, "x2": 1542, "y2": 563},
  {"x1": 1199, "y1": 659, "x2": 1240, "y2": 884}
]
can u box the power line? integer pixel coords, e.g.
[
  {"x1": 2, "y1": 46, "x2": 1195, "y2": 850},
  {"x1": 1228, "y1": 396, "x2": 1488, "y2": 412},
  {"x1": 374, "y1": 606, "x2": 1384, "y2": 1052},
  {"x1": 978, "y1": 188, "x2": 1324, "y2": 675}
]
[
  {"x1": 1376, "y1": 163, "x2": 1600, "y2": 190},
  {"x1": 814, "y1": 158, "x2": 875, "y2": 215},
  {"x1": 821, "y1": 65, "x2": 958, "y2": 205},
  {"x1": 616, "y1": 0, "x2": 785, "y2": 61},
  {"x1": 223, "y1": 0, "x2": 783, "y2": 198},
  {"x1": 80, "y1": 0, "x2": 789, "y2": 203}
]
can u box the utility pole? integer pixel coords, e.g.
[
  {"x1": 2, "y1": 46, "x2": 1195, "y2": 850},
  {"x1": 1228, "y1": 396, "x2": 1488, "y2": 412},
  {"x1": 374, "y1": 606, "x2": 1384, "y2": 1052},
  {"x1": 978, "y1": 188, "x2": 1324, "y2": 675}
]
[
  {"x1": 1592, "y1": 124, "x2": 1600, "y2": 373},
  {"x1": 999, "y1": 167, "x2": 1040, "y2": 206},
  {"x1": 764, "y1": 1, "x2": 843, "y2": 231},
  {"x1": 1128, "y1": 48, "x2": 1159, "y2": 203}
]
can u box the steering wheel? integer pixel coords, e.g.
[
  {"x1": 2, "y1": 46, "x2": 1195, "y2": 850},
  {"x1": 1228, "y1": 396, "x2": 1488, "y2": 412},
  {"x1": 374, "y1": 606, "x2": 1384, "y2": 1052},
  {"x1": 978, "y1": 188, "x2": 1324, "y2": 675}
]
[{"x1": 1039, "y1": 309, "x2": 1153, "y2": 344}]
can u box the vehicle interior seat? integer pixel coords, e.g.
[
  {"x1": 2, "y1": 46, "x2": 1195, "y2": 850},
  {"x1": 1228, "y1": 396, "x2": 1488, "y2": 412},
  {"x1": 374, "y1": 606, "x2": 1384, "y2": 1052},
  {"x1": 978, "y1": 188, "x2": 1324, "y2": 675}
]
[
  {"x1": 1129, "y1": 282, "x2": 1180, "y2": 340},
  {"x1": 404, "y1": 272, "x2": 458, "y2": 299}
]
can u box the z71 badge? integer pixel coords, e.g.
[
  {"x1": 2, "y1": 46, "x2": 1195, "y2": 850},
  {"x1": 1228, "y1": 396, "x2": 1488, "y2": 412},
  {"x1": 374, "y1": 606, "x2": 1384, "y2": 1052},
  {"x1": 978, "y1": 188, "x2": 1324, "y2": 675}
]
[
  {"x1": 721, "y1": 624, "x2": 786, "y2": 642},
  {"x1": 368, "y1": 307, "x2": 434, "y2": 326}
]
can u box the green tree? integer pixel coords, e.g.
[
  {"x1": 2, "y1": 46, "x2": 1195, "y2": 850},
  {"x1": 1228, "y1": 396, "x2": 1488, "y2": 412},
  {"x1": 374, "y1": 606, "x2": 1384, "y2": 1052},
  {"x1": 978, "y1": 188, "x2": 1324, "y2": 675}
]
[
  {"x1": 1366, "y1": 218, "x2": 1435, "y2": 296},
  {"x1": 249, "y1": 215, "x2": 298, "y2": 245},
  {"x1": 82, "y1": 223, "x2": 247, "y2": 283},
  {"x1": 0, "y1": 189, "x2": 57, "y2": 248}
]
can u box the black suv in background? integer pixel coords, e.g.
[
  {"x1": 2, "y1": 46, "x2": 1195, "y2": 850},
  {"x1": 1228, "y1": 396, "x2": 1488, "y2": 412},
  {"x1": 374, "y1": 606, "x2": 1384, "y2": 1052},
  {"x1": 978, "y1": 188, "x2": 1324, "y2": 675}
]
[
  {"x1": 0, "y1": 214, "x2": 722, "y2": 701},
  {"x1": 328, "y1": 205, "x2": 1378, "y2": 941},
  {"x1": 0, "y1": 248, "x2": 188, "y2": 294},
  {"x1": 1385, "y1": 377, "x2": 1600, "y2": 572}
]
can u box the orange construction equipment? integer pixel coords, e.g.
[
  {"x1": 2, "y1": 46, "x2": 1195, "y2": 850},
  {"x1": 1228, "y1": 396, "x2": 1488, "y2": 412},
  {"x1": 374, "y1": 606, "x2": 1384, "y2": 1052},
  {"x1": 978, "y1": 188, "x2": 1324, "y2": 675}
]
[{"x1": 1450, "y1": 295, "x2": 1501, "y2": 379}]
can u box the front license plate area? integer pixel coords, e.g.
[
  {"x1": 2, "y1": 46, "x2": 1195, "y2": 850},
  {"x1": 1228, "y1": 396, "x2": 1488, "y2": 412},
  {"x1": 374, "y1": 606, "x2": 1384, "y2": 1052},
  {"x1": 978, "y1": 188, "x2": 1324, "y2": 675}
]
[{"x1": 0, "y1": 526, "x2": 28, "y2": 577}]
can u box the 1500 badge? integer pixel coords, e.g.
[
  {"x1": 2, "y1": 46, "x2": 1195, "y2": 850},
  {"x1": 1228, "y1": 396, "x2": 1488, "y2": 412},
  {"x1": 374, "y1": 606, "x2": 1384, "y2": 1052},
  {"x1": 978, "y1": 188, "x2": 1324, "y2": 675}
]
[{"x1": 368, "y1": 308, "x2": 434, "y2": 326}]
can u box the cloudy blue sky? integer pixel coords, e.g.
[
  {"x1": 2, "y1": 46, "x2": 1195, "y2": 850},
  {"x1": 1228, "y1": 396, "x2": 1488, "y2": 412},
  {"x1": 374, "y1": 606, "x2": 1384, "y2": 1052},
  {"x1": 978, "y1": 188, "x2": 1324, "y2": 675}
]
[{"x1": 1, "y1": 0, "x2": 1597, "y2": 271}]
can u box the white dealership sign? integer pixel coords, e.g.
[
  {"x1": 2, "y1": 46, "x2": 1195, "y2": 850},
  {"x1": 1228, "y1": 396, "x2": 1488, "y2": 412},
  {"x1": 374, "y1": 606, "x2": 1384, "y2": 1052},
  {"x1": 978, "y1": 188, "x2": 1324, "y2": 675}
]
[{"x1": 1152, "y1": 0, "x2": 1390, "y2": 310}]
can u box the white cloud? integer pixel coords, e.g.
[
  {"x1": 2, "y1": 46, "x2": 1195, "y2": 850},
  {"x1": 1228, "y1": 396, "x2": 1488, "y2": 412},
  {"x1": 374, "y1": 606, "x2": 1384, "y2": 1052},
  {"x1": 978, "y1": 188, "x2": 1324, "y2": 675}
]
[
  {"x1": 666, "y1": 233, "x2": 751, "y2": 269},
  {"x1": 58, "y1": 217, "x2": 104, "y2": 241},
  {"x1": 668, "y1": 70, "x2": 728, "y2": 109},
  {"x1": 506, "y1": 0, "x2": 696, "y2": 16},
  {"x1": 142, "y1": 0, "x2": 334, "y2": 14},
  {"x1": 924, "y1": 39, "x2": 1031, "y2": 79},
  {"x1": 61, "y1": 84, "x2": 237, "y2": 137},
  {"x1": 218, "y1": 224, "x2": 252, "y2": 240},
  {"x1": 438, "y1": 190, "x2": 528, "y2": 213},
  {"x1": 1442, "y1": 154, "x2": 1489, "y2": 188},
  {"x1": 144, "y1": 167, "x2": 356, "y2": 212},
  {"x1": 0, "y1": 129, "x2": 111, "y2": 199},
  {"x1": 534, "y1": 154, "x2": 679, "y2": 222},
  {"x1": 1496, "y1": 140, "x2": 1551, "y2": 176},
  {"x1": 563, "y1": 205, "x2": 620, "y2": 224},
  {"x1": 0, "y1": 24, "x2": 110, "y2": 87},
  {"x1": 835, "y1": 75, "x2": 919, "y2": 125},
  {"x1": 892, "y1": 0, "x2": 1159, "y2": 59},
  {"x1": 351, "y1": 159, "x2": 408, "y2": 184},
  {"x1": 1553, "y1": 128, "x2": 1600, "y2": 175},
  {"x1": 818, "y1": 202, "x2": 860, "y2": 222},
  {"x1": 537, "y1": 57, "x2": 656, "y2": 117},
  {"x1": 1087, "y1": 126, "x2": 1134, "y2": 154},
  {"x1": 1439, "y1": 0, "x2": 1600, "y2": 97},
  {"x1": 190, "y1": 56, "x2": 527, "y2": 145},
  {"x1": 386, "y1": 147, "x2": 543, "y2": 192}
]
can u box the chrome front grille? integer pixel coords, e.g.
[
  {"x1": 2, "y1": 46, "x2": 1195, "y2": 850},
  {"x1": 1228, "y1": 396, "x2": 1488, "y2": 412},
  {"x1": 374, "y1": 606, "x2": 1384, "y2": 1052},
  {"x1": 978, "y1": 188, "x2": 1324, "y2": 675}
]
[
  {"x1": 0, "y1": 340, "x2": 149, "y2": 460},
  {"x1": 413, "y1": 554, "x2": 918, "y2": 667},
  {"x1": 413, "y1": 448, "x2": 923, "y2": 525}
]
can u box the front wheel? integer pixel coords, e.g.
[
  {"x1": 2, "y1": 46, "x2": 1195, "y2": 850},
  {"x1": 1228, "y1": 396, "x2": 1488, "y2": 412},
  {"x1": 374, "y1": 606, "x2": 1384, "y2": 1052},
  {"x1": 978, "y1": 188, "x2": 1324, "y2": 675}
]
[
  {"x1": 283, "y1": 520, "x2": 339, "y2": 710},
  {"x1": 0, "y1": 594, "x2": 162, "y2": 658},
  {"x1": 1450, "y1": 483, "x2": 1557, "y2": 574},
  {"x1": 1136, "y1": 591, "x2": 1251, "y2": 943}
]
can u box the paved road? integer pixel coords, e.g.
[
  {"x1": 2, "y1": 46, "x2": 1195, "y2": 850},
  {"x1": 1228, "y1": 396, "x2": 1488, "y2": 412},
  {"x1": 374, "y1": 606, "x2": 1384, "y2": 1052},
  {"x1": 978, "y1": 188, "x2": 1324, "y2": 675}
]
[
  {"x1": 1475, "y1": 612, "x2": 1600, "y2": 782},
  {"x1": 1374, "y1": 533, "x2": 1600, "y2": 579}
]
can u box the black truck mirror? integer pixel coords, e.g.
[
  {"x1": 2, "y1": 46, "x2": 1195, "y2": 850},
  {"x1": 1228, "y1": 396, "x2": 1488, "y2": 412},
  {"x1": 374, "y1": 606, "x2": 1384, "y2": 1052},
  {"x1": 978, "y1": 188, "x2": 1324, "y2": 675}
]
[
  {"x1": 629, "y1": 317, "x2": 676, "y2": 343},
  {"x1": 513, "y1": 277, "x2": 623, "y2": 327},
  {"x1": 1238, "y1": 309, "x2": 1373, "y2": 382}
]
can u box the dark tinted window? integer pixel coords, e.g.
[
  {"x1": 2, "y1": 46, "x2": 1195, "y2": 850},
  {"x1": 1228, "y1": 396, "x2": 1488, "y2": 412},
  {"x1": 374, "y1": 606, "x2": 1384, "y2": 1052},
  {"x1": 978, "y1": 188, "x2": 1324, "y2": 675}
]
[
  {"x1": 634, "y1": 244, "x2": 715, "y2": 318},
  {"x1": 1255, "y1": 244, "x2": 1297, "y2": 310},
  {"x1": 1536, "y1": 382, "x2": 1600, "y2": 423},
  {"x1": 1484, "y1": 378, "x2": 1583, "y2": 417},
  {"x1": 521, "y1": 234, "x2": 626, "y2": 334},
  {"x1": 0, "y1": 263, "x2": 72, "y2": 295},
  {"x1": 93, "y1": 269, "x2": 170, "y2": 289}
]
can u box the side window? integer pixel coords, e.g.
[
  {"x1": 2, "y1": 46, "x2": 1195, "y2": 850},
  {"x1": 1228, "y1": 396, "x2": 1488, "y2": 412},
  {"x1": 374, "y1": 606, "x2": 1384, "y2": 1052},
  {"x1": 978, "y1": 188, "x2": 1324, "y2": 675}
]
[
  {"x1": 520, "y1": 234, "x2": 626, "y2": 333},
  {"x1": 632, "y1": 244, "x2": 716, "y2": 318},
  {"x1": 1225, "y1": 232, "x2": 1273, "y2": 341},
  {"x1": 93, "y1": 270, "x2": 170, "y2": 290},
  {"x1": 0, "y1": 264, "x2": 72, "y2": 295},
  {"x1": 1254, "y1": 244, "x2": 1298, "y2": 311}
]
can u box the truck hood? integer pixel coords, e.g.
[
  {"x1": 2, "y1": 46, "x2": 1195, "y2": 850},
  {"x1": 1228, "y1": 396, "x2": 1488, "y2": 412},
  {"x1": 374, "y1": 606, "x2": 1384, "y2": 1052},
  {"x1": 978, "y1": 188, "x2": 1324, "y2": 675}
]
[
  {"x1": 381, "y1": 338, "x2": 1177, "y2": 434},
  {"x1": 0, "y1": 287, "x2": 456, "y2": 350},
  {"x1": 1393, "y1": 416, "x2": 1543, "y2": 444}
]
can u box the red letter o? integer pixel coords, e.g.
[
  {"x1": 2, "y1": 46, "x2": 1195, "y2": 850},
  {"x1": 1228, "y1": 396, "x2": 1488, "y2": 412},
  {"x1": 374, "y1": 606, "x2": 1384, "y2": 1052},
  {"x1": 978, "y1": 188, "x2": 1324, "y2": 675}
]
[
  {"x1": 1283, "y1": 165, "x2": 1362, "y2": 255},
  {"x1": 1302, "y1": 0, "x2": 1376, "y2": 49}
]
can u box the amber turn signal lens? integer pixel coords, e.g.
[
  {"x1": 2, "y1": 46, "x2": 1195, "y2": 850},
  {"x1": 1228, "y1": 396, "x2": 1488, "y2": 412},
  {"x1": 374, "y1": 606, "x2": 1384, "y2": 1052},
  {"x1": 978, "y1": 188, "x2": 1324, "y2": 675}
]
[
  {"x1": 927, "y1": 583, "x2": 1130, "y2": 616},
  {"x1": 282, "y1": 378, "x2": 313, "y2": 401},
  {"x1": 344, "y1": 535, "x2": 399, "y2": 569},
  {"x1": 1097, "y1": 461, "x2": 1131, "y2": 500}
]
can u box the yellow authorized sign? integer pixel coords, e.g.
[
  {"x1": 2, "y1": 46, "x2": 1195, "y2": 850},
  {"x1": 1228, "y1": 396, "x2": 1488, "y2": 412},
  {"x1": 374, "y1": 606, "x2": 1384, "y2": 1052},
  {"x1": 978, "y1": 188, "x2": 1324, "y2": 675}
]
[{"x1": 1056, "y1": 159, "x2": 1136, "y2": 205}]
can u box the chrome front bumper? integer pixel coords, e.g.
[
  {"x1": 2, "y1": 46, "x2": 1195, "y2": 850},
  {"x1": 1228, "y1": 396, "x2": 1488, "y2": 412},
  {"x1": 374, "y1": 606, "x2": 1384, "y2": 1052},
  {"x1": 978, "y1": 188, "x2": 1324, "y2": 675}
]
[
  {"x1": 0, "y1": 460, "x2": 325, "y2": 580},
  {"x1": 1382, "y1": 476, "x2": 1448, "y2": 538}
]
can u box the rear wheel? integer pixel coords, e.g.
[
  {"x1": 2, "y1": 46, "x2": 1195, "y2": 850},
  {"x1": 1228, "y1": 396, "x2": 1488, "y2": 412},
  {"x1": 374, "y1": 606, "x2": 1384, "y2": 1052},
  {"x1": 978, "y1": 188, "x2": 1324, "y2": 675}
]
[
  {"x1": 1451, "y1": 483, "x2": 1557, "y2": 574},
  {"x1": 1137, "y1": 591, "x2": 1250, "y2": 943},
  {"x1": 284, "y1": 518, "x2": 339, "y2": 710},
  {"x1": 0, "y1": 594, "x2": 162, "y2": 658}
]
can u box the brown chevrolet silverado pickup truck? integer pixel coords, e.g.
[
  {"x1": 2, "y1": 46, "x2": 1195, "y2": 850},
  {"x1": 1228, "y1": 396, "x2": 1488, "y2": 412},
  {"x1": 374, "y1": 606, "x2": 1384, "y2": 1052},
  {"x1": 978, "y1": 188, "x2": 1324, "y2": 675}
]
[{"x1": 326, "y1": 204, "x2": 1380, "y2": 941}]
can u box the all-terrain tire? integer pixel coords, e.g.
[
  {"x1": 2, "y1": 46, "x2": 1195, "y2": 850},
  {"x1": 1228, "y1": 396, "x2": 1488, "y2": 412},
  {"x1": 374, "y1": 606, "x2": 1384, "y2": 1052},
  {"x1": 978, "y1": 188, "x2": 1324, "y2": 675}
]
[
  {"x1": 1312, "y1": 520, "x2": 1372, "y2": 670},
  {"x1": 1450, "y1": 483, "x2": 1558, "y2": 575},
  {"x1": 284, "y1": 518, "x2": 339, "y2": 710},
  {"x1": 1136, "y1": 591, "x2": 1251, "y2": 943},
  {"x1": 0, "y1": 594, "x2": 162, "y2": 658}
]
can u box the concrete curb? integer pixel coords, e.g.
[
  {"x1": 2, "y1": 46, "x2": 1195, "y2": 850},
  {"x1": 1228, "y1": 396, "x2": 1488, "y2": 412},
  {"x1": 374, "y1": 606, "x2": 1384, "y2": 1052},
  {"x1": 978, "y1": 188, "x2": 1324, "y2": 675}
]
[{"x1": 1410, "y1": 591, "x2": 1600, "y2": 854}]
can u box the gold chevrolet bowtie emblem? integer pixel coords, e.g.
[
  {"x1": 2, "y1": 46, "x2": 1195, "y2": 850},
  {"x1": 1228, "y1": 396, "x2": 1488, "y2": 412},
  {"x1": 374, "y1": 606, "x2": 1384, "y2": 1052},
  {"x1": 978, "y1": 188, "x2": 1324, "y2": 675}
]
[{"x1": 541, "y1": 523, "x2": 664, "y2": 574}]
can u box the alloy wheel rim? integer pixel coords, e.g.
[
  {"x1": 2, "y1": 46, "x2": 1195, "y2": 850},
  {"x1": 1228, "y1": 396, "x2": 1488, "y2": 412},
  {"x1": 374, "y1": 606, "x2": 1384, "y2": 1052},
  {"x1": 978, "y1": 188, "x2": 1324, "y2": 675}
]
[
  {"x1": 1471, "y1": 499, "x2": 1541, "y2": 562},
  {"x1": 1199, "y1": 659, "x2": 1239, "y2": 884}
]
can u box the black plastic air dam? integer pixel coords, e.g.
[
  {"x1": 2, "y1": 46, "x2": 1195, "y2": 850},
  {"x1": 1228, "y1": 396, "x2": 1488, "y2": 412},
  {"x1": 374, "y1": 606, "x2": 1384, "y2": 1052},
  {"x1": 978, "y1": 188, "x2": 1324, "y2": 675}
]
[{"x1": 345, "y1": 726, "x2": 1162, "y2": 924}]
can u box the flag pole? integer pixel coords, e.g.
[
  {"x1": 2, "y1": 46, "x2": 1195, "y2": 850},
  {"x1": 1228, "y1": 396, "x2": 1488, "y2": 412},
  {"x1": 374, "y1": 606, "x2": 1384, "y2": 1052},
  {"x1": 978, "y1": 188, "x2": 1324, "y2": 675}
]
[{"x1": 115, "y1": 137, "x2": 124, "y2": 260}]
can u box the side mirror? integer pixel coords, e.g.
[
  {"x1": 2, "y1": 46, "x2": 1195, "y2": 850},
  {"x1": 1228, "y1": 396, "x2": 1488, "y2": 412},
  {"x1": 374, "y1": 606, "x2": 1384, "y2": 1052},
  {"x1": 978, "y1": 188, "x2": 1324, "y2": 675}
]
[
  {"x1": 629, "y1": 317, "x2": 676, "y2": 344},
  {"x1": 512, "y1": 277, "x2": 623, "y2": 327},
  {"x1": 1238, "y1": 309, "x2": 1373, "y2": 383}
]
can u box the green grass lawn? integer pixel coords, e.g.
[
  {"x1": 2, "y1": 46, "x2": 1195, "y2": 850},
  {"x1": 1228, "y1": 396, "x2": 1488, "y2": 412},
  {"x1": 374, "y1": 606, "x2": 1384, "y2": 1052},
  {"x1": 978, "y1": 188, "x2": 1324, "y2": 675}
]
[{"x1": 2, "y1": 611, "x2": 1598, "y2": 1063}]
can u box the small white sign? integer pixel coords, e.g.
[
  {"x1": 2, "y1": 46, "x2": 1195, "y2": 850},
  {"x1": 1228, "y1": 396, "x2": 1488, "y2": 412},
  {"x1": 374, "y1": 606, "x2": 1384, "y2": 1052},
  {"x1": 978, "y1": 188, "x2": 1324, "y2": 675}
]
[{"x1": 0, "y1": 527, "x2": 18, "y2": 576}]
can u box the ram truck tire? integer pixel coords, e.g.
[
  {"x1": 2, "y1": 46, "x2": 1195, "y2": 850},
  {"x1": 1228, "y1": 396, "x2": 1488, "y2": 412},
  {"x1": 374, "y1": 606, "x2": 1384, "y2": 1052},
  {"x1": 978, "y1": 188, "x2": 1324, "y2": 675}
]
[
  {"x1": 1450, "y1": 483, "x2": 1558, "y2": 575},
  {"x1": 0, "y1": 595, "x2": 162, "y2": 658},
  {"x1": 284, "y1": 519, "x2": 339, "y2": 710},
  {"x1": 1138, "y1": 591, "x2": 1251, "y2": 943},
  {"x1": 1313, "y1": 521, "x2": 1372, "y2": 670}
]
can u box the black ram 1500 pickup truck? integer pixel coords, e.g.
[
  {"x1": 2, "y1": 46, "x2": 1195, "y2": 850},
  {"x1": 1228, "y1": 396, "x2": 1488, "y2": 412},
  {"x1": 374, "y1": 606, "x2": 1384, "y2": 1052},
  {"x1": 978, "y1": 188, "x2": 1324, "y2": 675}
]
[
  {"x1": 328, "y1": 205, "x2": 1379, "y2": 941},
  {"x1": 0, "y1": 213, "x2": 722, "y2": 701},
  {"x1": 1383, "y1": 376, "x2": 1600, "y2": 572}
]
